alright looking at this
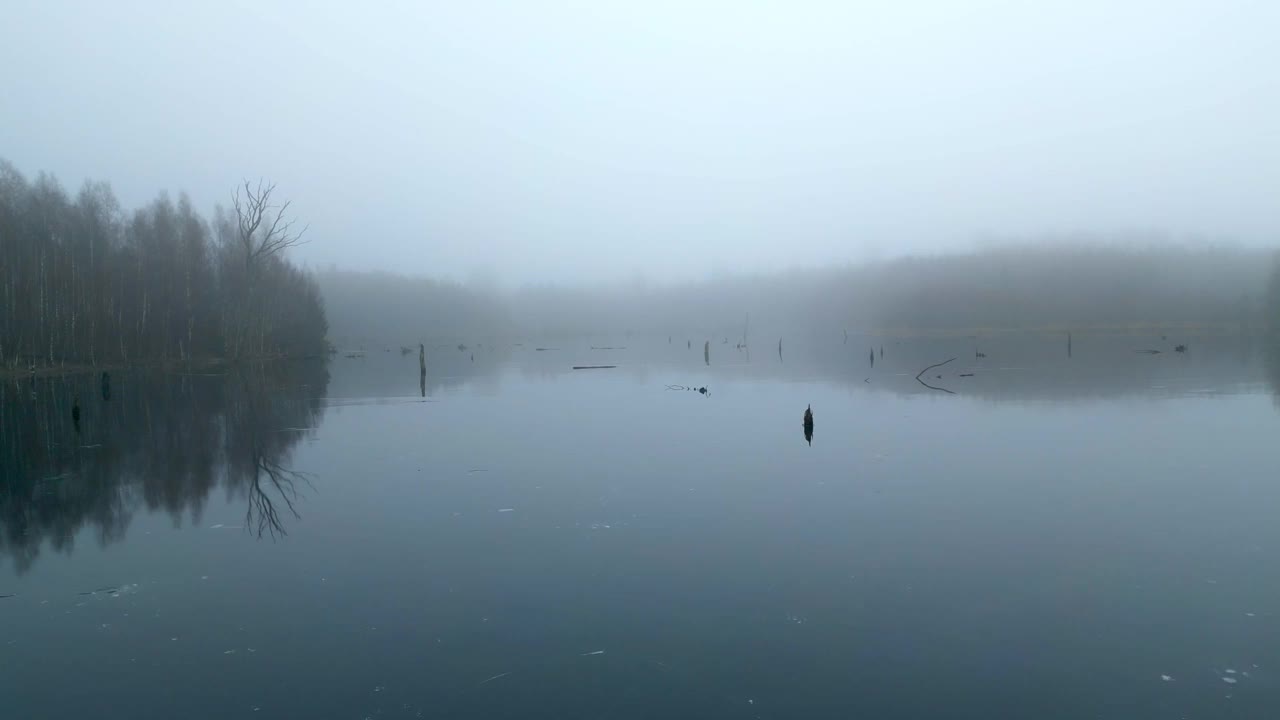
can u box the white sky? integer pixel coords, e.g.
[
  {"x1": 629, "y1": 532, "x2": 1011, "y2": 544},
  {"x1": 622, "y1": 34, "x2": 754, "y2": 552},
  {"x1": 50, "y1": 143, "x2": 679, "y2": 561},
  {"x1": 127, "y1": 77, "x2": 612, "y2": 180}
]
[{"x1": 3, "y1": 0, "x2": 1278, "y2": 285}]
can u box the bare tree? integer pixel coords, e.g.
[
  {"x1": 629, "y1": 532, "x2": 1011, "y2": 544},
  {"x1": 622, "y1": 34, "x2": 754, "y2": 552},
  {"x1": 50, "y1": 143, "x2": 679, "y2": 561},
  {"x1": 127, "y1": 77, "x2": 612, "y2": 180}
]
[
  {"x1": 231, "y1": 179, "x2": 308, "y2": 273},
  {"x1": 0, "y1": 160, "x2": 326, "y2": 370}
]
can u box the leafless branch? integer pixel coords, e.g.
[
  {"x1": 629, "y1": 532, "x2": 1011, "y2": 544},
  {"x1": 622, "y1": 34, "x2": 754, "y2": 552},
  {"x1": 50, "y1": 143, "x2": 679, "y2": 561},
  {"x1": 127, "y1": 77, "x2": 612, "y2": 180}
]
[
  {"x1": 232, "y1": 179, "x2": 309, "y2": 272},
  {"x1": 244, "y1": 453, "x2": 313, "y2": 539},
  {"x1": 915, "y1": 357, "x2": 957, "y2": 394}
]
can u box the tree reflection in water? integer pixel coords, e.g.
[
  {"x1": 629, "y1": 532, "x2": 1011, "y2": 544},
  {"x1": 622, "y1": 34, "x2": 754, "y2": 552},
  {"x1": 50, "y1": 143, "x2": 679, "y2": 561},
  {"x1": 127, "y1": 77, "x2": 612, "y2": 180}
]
[
  {"x1": 0, "y1": 360, "x2": 328, "y2": 573},
  {"x1": 246, "y1": 454, "x2": 313, "y2": 540}
]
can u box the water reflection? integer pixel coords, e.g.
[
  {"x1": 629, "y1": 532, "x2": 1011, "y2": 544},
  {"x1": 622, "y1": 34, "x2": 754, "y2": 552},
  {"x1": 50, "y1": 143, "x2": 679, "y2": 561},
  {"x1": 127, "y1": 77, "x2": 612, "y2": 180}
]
[
  {"x1": 656, "y1": 331, "x2": 1269, "y2": 402},
  {"x1": 0, "y1": 361, "x2": 327, "y2": 573},
  {"x1": 1265, "y1": 337, "x2": 1280, "y2": 406},
  {"x1": 802, "y1": 404, "x2": 813, "y2": 446},
  {"x1": 3, "y1": 332, "x2": 1279, "y2": 575},
  {"x1": 419, "y1": 343, "x2": 427, "y2": 398},
  {"x1": 325, "y1": 342, "x2": 508, "y2": 400},
  {"x1": 243, "y1": 452, "x2": 311, "y2": 539},
  {"x1": 325, "y1": 331, "x2": 1272, "y2": 403}
]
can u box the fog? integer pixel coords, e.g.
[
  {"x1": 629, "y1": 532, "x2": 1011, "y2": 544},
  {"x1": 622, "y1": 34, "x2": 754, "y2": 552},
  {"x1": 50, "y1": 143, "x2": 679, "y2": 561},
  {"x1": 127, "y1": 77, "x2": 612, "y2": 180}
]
[
  {"x1": 3, "y1": 0, "x2": 1279, "y2": 286},
  {"x1": 319, "y1": 243, "x2": 1278, "y2": 345}
]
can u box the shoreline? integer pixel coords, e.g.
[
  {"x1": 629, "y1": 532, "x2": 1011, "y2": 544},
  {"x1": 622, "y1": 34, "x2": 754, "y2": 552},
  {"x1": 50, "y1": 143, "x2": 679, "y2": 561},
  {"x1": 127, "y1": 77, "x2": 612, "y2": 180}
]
[{"x1": 0, "y1": 354, "x2": 326, "y2": 380}]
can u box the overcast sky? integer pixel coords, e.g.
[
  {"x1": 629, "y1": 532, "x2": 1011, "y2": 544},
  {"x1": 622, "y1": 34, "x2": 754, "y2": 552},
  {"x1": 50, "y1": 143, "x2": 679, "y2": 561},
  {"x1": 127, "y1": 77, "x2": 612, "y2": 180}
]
[{"x1": 3, "y1": 0, "x2": 1278, "y2": 285}]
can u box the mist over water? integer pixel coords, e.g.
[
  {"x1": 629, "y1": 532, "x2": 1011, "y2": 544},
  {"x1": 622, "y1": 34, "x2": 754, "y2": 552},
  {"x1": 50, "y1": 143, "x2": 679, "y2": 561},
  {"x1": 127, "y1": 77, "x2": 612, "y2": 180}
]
[
  {"x1": 5, "y1": 337, "x2": 1280, "y2": 718},
  {"x1": 319, "y1": 244, "x2": 1276, "y2": 346},
  {"x1": 5, "y1": 2, "x2": 1280, "y2": 718}
]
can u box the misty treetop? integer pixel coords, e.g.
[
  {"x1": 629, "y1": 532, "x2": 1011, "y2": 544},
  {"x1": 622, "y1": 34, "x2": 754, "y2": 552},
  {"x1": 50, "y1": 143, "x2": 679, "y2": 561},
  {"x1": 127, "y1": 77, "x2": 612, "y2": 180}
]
[
  {"x1": 322, "y1": 243, "x2": 1278, "y2": 344},
  {"x1": 0, "y1": 159, "x2": 327, "y2": 369}
]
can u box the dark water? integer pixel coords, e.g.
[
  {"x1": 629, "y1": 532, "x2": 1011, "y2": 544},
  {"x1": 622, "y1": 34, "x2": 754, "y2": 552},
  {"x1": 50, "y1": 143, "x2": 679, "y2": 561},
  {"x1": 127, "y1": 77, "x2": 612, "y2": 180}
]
[{"x1": 4, "y1": 333, "x2": 1280, "y2": 719}]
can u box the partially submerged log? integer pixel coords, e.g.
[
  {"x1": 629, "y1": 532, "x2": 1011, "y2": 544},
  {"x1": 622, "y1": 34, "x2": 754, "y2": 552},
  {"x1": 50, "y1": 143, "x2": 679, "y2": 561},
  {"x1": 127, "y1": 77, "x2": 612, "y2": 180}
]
[{"x1": 915, "y1": 358, "x2": 957, "y2": 394}]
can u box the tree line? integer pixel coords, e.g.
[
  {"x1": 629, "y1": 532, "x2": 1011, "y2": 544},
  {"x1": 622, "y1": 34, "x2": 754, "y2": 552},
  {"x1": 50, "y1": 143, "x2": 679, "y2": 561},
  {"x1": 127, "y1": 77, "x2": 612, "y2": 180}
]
[
  {"x1": 319, "y1": 243, "x2": 1278, "y2": 345},
  {"x1": 0, "y1": 159, "x2": 327, "y2": 370},
  {"x1": 316, "y1": 268, "x2": 510, "y2": 348}
]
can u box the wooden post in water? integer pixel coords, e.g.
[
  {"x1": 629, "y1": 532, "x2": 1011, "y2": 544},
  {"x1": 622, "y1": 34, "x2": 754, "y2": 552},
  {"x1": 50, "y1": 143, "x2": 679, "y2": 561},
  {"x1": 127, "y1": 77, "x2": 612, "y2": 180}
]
[
  {"x1": 704, "y1": 340, "x2": 710, "y2": 366},
  {"x1": 1067, "y1": 332, "x2": 1072, "y2": 358},
  {"x1": 419, "y1": 344, "x2": 428, "y2": 397}
]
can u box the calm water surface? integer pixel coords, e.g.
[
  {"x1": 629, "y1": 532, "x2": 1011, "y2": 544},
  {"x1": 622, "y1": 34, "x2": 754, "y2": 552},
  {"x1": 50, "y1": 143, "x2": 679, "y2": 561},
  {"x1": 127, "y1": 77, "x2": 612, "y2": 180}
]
[{"x1": 3, "y1": 334, "x2": 1280, "y2": 719}]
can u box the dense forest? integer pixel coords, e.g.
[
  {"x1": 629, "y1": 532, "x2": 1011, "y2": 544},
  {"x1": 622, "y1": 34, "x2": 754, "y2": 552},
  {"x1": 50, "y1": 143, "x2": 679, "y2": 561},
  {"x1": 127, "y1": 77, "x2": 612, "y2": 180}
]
[
  {"x1": 323, "y1": 244, "x2": 1278, "y2": 345},
  {"x1": 0, "y1": 160, "x2": 327, "y2": 370},
  {"x1": 7, "y1": 160, "x2": 1276, "y2": 359}
]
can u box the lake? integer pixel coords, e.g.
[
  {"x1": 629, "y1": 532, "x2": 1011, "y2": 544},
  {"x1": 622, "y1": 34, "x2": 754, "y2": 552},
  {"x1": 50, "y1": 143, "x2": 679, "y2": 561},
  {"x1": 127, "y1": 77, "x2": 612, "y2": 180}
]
[{"x1": 3, "y1": 332, "x2": 1280, "y2": 719}]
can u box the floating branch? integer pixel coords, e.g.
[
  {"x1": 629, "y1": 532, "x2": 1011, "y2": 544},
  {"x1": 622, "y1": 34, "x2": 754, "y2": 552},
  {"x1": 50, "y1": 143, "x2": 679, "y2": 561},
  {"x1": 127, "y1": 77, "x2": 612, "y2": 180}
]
[
  {"x1": 915, "y1": 357, "x2": 957, "y2": 394},
  {"x1": 573, "y1": 365, "x2": 616, "y2": 370}
]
